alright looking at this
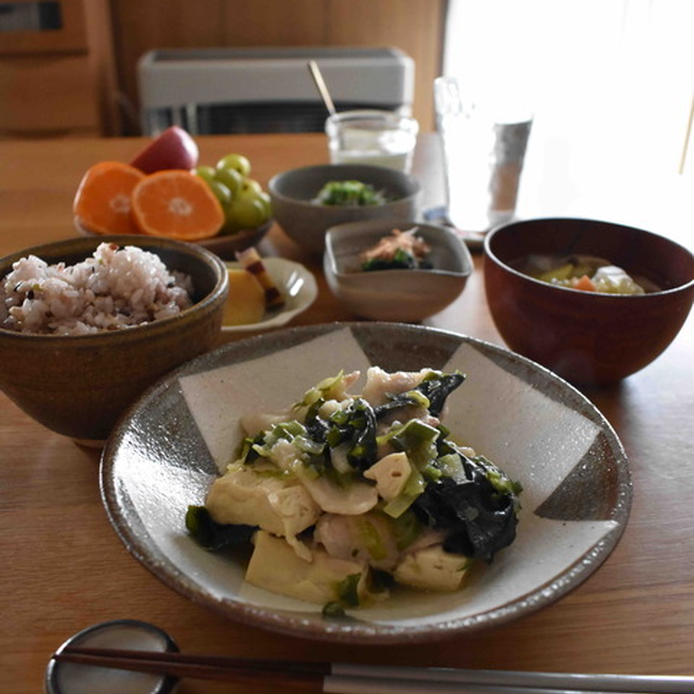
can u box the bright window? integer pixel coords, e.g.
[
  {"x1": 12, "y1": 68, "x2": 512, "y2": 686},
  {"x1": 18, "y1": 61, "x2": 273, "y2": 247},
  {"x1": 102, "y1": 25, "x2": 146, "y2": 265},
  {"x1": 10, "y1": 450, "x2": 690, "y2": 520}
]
[{"x1": 441, "y1": 0, "x2": 693, "y2": 243}]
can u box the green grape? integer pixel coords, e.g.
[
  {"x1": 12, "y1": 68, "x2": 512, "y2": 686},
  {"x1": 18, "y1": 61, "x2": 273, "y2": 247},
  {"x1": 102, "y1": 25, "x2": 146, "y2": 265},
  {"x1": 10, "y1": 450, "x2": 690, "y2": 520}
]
[
  {"x1": 226, "y1": 197, "x2": 266, "y2": 231},
  {"x1": 216, "y1": 153, "x2": 251, "y2": 178},
  {"x1": 194, "y1": 165, "x2": 216, "y2": 185},
  {"x1": 257, "y1": 191, "x2": 272, "y2": 219},
  {"x1": 239, "y1": 178, "x2": 262, "y2": 196},
  {"x1": 214, "y1": 166, "x2": 243, "y2": 195},
  {"x1": 207, "y1": 180, "x2": 232, "y2": 206}
]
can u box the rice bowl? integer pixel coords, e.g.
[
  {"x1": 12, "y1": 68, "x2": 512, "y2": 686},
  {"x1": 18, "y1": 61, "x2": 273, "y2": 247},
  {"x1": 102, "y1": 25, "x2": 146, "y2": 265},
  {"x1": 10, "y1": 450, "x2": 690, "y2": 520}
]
[
  {"x1": 0, "y1": 235, "x2": 228, "y2": 441},
  {"x1": 1, "y1": 242, "x2": 193, "y2": 335}
]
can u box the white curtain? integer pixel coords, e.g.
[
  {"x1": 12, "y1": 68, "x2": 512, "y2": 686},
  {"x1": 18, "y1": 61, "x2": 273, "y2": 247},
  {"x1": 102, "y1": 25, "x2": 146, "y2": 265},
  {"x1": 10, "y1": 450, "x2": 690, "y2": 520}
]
[{"x1": 441, "y1": 0, "x2": 693, "y2": 239}]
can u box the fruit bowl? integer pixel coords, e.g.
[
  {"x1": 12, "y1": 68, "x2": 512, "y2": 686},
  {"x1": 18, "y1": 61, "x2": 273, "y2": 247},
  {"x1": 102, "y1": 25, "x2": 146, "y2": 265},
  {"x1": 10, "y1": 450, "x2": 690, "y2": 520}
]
[
  {"x1": 73, "y1": 143, "x2": 273, "y2": 259},
  {"x1": 194, "y1": 220, "x2": 273, "y2": 259},
  {"x1": 74, "y1": 217, "x2": 273, "y2": 260}
]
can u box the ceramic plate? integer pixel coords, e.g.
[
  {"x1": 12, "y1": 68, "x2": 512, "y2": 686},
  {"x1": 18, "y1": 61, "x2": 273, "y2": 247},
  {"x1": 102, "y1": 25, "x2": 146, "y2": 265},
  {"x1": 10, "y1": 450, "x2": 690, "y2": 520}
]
[
  {"x1": 75, "y1": 218, "x2": 272, "y2": 260},
  {"x1": 222, "y1": 257, "x2": 317, "y2": 333},
  {"x1": 101, "y1": 323, "x2": 631, "y2": 644}
]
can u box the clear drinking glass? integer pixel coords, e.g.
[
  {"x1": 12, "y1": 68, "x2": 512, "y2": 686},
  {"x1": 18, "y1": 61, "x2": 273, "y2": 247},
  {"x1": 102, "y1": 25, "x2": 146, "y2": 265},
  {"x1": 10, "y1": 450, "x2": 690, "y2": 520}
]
[
  {"x1": 325, "y1": 110, "x2": 419, "y2": 173},
  {"x1": 434, "y1": 76, "x2": 532, "y2": 232}
]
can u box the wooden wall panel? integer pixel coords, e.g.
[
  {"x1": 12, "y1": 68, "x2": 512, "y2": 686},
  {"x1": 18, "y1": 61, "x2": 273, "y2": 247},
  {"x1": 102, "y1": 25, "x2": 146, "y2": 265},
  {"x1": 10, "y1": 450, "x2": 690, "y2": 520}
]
[
  {"x1": 0, "y1": 55, "x2": 99, "y2": 135},
  {"x1": 110, "y1": 0, "x2": 228, "y2": 132},
  {"x1": 109, "y1": 0, "x2": 446, "y2": 133},
  {"x1": 83, "y1": 0, "x2": 121, "y2": 136},
  {"x1": 221, "y1": 1, "x2": 326, "y2": 47},
  {"x1": 325, "y1": 0, "x2": 445, "y2": 131}
]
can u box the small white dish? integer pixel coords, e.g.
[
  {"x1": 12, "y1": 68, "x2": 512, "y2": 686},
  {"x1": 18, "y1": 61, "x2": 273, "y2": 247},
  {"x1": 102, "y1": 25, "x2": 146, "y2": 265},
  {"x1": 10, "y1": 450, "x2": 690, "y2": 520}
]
[
  {"x1": 323, "y1": 220, "x2": 473, "y2": 322},
  {"x1": 222, "y1": 257, "x2": 317, "y2": 333}
]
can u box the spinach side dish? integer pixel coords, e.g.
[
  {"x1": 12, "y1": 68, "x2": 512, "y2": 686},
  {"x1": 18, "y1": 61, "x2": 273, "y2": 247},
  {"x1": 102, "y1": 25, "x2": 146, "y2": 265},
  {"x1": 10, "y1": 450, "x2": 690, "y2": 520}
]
[
  {"x1": 313, "y1": 180, "x2": 389, "y2": 207},
  {"x1": 360, "y1": 227, "x2": 432, "y2": 271}
]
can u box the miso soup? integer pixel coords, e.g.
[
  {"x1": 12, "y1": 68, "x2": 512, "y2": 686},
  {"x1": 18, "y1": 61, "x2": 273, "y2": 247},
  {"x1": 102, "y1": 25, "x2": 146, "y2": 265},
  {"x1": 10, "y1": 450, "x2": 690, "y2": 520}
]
[{"x1": 511, "y1": 254, "x2": 661, "y2": 295}]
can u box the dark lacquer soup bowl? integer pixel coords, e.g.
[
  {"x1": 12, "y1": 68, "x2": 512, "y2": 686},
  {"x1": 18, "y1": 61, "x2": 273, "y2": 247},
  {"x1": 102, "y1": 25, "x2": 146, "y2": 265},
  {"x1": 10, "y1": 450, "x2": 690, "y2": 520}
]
[{"x1": 484, "y1": 217, "x2": 694, "y2": 385}]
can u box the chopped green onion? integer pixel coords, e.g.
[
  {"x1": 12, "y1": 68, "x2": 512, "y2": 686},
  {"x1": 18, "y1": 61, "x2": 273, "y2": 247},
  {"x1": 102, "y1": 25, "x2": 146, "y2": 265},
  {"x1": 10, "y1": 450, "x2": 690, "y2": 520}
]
[
  {"x1": 389, "y1": 509, "x2": 424, "y2": 550},
  {"x1": 356, "y1": 518, "x2": 387, "y2": 560},
  {"x1": 383, "y1": 466, "x2": 426, "y2": 518}
]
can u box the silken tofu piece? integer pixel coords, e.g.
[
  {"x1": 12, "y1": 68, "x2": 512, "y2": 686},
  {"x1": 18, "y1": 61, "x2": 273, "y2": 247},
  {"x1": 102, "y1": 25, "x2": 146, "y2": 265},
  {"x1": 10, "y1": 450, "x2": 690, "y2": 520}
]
[
  {"x1": 363, "y1": 452, "x2": 411, "y2": 501},
  {"x1": 394, "y1": 544, "x2": 472, "y2": 591},
  {"x1": 246, "y1": 530, "x2": 366, "y2": 604},
  {"x1": 206, "y1": 464, "x2": 320, "y2": 542}
]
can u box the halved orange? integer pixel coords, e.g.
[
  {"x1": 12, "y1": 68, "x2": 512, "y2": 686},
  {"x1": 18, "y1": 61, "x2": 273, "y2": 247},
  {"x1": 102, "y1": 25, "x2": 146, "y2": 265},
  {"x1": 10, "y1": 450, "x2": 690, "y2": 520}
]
[
  {"x1": 131, "y1": 170, "x2": 224, "y2": 240},
  {"x1": 73, "y1": 161, "x2": 145, "y2": 235}
]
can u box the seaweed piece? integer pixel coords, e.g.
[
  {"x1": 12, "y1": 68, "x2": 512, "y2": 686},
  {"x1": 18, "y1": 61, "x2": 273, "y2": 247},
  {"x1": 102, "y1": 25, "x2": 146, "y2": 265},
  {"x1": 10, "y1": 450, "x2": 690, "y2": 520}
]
[
  {"x1": 185, "y1": 506, "x2": 257, "y2": 551},
  {"x1": 370, "y1": 568, "x2": 396, "y2": 592},
  {"x1": 411, "y1": 455, "x2": 520, "y2": 563},
  {"x1": 304, "y1": 397, "x2": 330, "y2": 443},
  {"x1": 337, "y1": 573, "x2": 362, "y2": 607},
  {"x1": 416, "y1": 371, "x2": 466, "y2": 417},
  {"x1": 373, "y1": 371, "x2": 465, "y2": 421},
  {"x1": 322, "y1": 602, "x2": 347, "y2": 618},
  {"x1": 325, "y1": 397, "x2": 377, "y2": 471},
  {"x1": 373, "y1": 389, "x2": 430, "y2": 419}
]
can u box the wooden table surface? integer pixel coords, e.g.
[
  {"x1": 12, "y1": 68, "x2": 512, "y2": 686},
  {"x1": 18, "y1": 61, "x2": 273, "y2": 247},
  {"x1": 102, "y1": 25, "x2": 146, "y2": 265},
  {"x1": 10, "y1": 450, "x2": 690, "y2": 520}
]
[{"x1": 0, "y1": 133, "x2": 692, "y2": 693}]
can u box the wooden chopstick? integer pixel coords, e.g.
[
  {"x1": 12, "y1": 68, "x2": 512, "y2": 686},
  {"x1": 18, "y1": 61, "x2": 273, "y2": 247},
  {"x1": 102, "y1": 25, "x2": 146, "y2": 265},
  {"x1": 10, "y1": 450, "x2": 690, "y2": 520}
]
[
  {"x1": 58, "y1": 646, "x2": 329, "y2": 675},
  {"x1": 52, "y1": 646, "x2": 694, "y2": 694},
  {"x1": 53, "y1": 648, "x2": 323, "y2": 689}
]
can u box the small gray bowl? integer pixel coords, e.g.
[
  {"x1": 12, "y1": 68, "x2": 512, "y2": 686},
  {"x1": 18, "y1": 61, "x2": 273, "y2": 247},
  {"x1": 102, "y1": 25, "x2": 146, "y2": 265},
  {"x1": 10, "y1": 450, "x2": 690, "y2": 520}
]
[
  {"x1": 323, "y1": 220, "x2": 473, "y2": 321},
  {"x1": 269, "y1": 164, "x2": 421, "y2": 254}
]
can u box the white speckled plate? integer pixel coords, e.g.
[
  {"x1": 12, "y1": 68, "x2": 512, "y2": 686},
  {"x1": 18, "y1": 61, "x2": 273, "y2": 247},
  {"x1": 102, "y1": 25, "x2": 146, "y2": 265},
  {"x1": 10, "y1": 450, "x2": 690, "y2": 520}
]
[
  {"x1": 222, "y1": 257, "x2": 317, "y2": 333},
  {"x1": 100, "y1": 323, "x2": 631, "y2": 644}
]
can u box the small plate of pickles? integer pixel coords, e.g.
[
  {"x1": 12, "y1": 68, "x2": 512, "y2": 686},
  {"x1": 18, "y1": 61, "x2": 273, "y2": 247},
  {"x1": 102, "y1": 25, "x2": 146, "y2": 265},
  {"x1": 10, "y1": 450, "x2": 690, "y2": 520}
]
[{"x1": 221, "y1": 254, "x2": 317, "y2": 334}]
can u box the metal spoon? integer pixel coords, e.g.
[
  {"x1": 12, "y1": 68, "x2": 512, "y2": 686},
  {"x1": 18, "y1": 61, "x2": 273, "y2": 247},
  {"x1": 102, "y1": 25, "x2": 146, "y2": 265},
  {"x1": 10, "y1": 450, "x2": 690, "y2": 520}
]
[{"x1": 307, "y1": 60, "x2": 337, "y2": 117}]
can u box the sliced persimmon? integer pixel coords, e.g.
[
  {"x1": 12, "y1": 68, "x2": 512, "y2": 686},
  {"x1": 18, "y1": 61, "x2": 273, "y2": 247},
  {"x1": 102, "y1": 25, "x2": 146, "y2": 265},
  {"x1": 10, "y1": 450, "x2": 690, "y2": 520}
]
[
  {"x1": 131, "y1": 170, "x2": 224, "y2": 240},
  {"x1": 73, "y1": 161, "x2": 145, "y2": 235}
]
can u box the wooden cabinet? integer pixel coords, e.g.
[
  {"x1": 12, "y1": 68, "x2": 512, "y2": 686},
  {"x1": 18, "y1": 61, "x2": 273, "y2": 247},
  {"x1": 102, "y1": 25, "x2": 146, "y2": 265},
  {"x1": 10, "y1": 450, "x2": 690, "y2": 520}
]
[{"x1": 0, "y1": 0, "x2": 119, "y2": 137}]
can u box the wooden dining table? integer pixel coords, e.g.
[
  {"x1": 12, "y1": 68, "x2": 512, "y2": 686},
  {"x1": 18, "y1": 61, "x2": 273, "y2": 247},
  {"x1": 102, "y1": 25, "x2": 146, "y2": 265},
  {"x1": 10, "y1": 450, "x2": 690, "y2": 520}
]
[{"x1": 0, "y1": 132, "x2": 692, "y2": 693}]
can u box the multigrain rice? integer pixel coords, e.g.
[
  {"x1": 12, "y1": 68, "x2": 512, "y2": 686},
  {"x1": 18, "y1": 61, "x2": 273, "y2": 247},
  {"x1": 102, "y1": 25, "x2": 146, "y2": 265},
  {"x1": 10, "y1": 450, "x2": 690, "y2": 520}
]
[{"x1": 0, "y1": 242, "x2": 193, "y2": 335}]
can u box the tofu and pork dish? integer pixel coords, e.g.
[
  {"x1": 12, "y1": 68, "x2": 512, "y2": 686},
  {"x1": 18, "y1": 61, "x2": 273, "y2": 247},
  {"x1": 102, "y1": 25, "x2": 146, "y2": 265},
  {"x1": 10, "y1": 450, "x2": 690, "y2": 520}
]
[{"x1": 186, "y1": 367, "x2": 522, "y2": 614}]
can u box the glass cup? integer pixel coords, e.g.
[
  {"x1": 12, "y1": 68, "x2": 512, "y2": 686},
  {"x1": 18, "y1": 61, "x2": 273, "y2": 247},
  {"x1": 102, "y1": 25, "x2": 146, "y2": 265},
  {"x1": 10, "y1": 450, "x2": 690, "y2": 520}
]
[
  {"x1": 434, "y1": 76, "x2": 532, "y2": 232},
  {"x1": 325, "y1": 109, "x2": 419, "y2": 173}
]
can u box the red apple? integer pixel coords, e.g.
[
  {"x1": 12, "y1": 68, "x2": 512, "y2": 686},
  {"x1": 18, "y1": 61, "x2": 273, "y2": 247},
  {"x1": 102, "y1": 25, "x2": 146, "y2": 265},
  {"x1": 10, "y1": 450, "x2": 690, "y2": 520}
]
[{"x1": 130, "y1": 126, "x2": 199, "y2": 173}]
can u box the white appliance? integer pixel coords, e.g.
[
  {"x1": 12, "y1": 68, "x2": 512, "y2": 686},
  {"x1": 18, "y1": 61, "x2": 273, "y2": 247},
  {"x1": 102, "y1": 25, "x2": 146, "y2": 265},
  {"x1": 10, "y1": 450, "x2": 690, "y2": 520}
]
[{"x1": 138, "y1": 46, "x2": 414, "y2": 135}]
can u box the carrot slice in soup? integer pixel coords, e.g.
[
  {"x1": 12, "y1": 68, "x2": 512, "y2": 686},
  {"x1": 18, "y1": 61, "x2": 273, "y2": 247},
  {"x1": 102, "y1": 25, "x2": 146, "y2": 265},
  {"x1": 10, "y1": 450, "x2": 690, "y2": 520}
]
[
  {"x1": 131, "y1": 170, "x2": 224, "y2": 240},
  {"x1": 73, "y1": 161, "x2": 145, "y2": 235},
  {"x1": 574, "y1": 274, "x2": 597, "y2": 292}
]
